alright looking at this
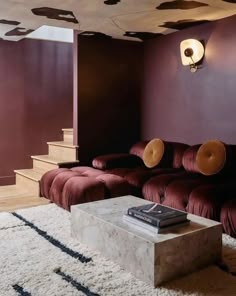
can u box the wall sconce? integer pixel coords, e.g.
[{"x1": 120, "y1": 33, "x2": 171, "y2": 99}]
[{"x1": 180, "y1": 39, "x2": 204, "y2": 73}]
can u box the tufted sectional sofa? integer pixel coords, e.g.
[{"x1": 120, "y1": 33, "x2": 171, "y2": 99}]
[{"x1": 40, "y1": 139, "x2": 236, "y2": 237}]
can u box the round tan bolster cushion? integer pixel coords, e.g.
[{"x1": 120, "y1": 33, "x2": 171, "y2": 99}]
[
  {"x1": 196, "y1": 140, "x2": 226, "y2": 175},
  {"x1": 143, "y1": 139, "x2": 189, "y2": 169},
  {"x1": 183, "y1": 140, "x2": 227, "y2": 175},
  {"x1": 143, "y1": 138, "x2": 165, "y2": 168}
]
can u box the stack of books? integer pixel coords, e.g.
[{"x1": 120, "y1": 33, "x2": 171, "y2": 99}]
[{"x1": 123, "y1": 203, "x2": 189, "y2": 234}]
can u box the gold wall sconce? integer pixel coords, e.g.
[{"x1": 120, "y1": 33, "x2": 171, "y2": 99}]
[{"x1": 180, "y1": 39, "x2": 204, "y2": 73}]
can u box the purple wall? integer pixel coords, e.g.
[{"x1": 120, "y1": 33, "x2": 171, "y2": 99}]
[
  {"x1": 142, "y1": 15, "x2": 236, "y2": 145},
  {"x1": 0, "y1": 39, "x2": 73, "y2": 185},
  {"x1": 76, "y1": 36, "x2": 143, "y2": 165}
]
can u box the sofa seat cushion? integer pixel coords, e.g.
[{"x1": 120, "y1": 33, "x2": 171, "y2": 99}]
[
  {"x1": 162, "y1": 177, "x2": 208, "y2": 211},
  {"x1": 124, "y1": 167, "x2": 181, "y2": 189},
  {"x1": 41, "y1": 166, "x2": 133, "y2": 211},
  {"x1": 105, "y1": 168, "x2": 135, "y2": 178},
  {"x1": 61, "y1": 176, "x2": 106, "y2": 211},
  {"x1": 40, "y1": 168, "x2": 71, "y2": 199},
  {"x1": 71, "y1": 166, "x2": 106, "y2": 177},
  {"x1": 96, "y1": 173, "x2": 132, "y2": 198},
  {"x1": 142, "y1": 171, "x2": 192, "y2": 203},
  {"x1": 221, "y1": 199, "x2": 236, "y2": 238},
  {"x1": 187, "y1": 182, "x2": 236, "y2": 220}
]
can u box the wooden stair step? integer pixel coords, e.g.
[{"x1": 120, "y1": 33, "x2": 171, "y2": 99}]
[
  {"x1": 0, "y1": 128, "x2": 77, "y2": 211},
  {"x1": 14, "y1": 169, "x2": 44, "y2": 197},
  {"x1": 47, "y1": 141, "x2": 78, "y2": 148},
  {"x1": 14, "y1": 169, "x2": 43, "y2": 182},
  {"x1": 47, "y1": 141, "x2": 78, "y2": 161},
  {"x1": 31, "y1": 155, "x2": 79, "y2": 174},
  {"x1": 62, "y1": 128, "x2": 73, "y2": 143},
  {"x1": 31, "y1": 155, "x2": 79, "y2": 165}
]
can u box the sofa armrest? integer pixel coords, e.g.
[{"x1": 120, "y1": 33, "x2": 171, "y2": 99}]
[{"x1": 92, "y1": 153, "x2": 144, "y2": 170}]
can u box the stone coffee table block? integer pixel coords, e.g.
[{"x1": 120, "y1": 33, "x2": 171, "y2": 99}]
[{"x1": 71, "y1": 195, "x2": 222, "y2": 287}]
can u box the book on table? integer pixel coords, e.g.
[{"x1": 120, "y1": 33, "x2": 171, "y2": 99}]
[
  {"x1": 127, "y1": 203, "x2": 188, "y2": 227},
  {"x1": 123, "y1": 214, "x2": 190, "y2": 234}
]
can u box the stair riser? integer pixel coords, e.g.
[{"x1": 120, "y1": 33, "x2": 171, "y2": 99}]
[
  {"x1": 33, "y1": 159, "x2": 59, "y2": 174},
  {"x1": 15, "y1": 174, "x2": 40, "y2": 197},
  {"x1": 48, "y1": 145, "x2": 77, "y2": 161},
  {"x1": 63, "y1": 133, "x2": 73, "y2": 143}
]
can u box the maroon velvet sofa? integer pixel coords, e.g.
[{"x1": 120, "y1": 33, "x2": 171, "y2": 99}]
[
  {"x1": 142, "y1": 142, "x2": 236, "y2": 237},
  {"x1": 40, "y1": 139, "x2": 236, "y2": 238},
  {"x1": 40, "y1": 140, "x2": 188, "y2": 209}
]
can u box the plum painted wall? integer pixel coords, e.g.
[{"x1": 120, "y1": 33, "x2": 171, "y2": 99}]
[
  {"x1": 0, "y1": 39, "x2": 73, "y2": 185},
  {"x1": 142, "y1": 14, "x2": 236, "y2": 145},
  {"x1": 76, "y1": 36, "x2": 143, "y2": 165}
]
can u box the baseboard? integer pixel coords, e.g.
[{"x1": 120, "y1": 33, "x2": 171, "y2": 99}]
[{"x1": 0, "y1": 175, "x2": 15, "y2": 186}]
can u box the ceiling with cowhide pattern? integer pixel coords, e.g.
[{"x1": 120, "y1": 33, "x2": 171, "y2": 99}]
[{"x1": 0, "y1": 0, "x2": 236, "y2": 42}]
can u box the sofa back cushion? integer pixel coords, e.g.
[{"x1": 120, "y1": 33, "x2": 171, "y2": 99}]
[
  {"x1": 182, "y1": 140, "x2": 233, "y2": 175},
  {"x1": 142, "y1": 139, "x2": 189, "y2": 169},
  {"x1": 129, "y1": 141, "x2": 149, "y2": 158}
]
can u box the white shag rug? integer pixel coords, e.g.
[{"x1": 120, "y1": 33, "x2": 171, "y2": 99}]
[{"x1": 1, "y1": 204, "x2": 236, "y2": 296}]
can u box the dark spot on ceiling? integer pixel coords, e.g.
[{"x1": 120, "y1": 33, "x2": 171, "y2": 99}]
[
  {"x1": 157, "y1": 0, "x2": 208, "y2": 10},
  {"x1": 0, "y1": 19, "x2": 20, "y2": 25},
  {"x1": 5, "y1": 27, "x2": 34, "y2": 36},
  {"x1": 124, "y1": 31, "x2": 163, "y2": 41},
  {"x1": 104, "y1": 0, "x2": 120, "y2": 4},
  {"x1": 31, "y1": 7, "x2": 78, "y2": 24},
  {"x1": 160, "y1": 19, "x2": 210, "y2": 30},
  {"x1": 222, "y1": 0, "x2": 236, "y2": 3},
  {"x1": 79, "y1": 31, "x2": 112, "y2": 39}
]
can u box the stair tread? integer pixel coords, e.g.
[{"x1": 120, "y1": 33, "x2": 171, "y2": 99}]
[
  {"x1": 32, "y1": 154, "x2": 80, "y2": 165},
  {"x1": 14, "y1": 169, "x2": 44, "y2": 181},
  {"x1": 47, "y1": 141, "x2": 78, "y2": 148}
]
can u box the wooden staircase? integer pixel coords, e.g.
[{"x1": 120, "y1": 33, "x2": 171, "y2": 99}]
[{"x1": 0, "y1": 128, "x2": 79, "y2": 211}]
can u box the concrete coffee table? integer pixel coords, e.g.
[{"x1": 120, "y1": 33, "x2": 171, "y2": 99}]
[{"x1": 71, "y1": 195, "x2": 222, "y2": 287}]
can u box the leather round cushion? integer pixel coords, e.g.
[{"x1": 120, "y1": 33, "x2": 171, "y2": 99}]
[
  {"x1": 196, "y1": 140, "x2": 226, "y2": 175},
  {"x1": 143, "y1": 138, "x2": 165, "y2": 168}
]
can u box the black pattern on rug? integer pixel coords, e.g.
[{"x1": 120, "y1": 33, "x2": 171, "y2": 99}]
[
  {"x1": 54, "y1": 268, "x2": 100, "y2": 296},
  {"x1": 0, "y1": 225, "x2": 26, "y2": 231},
  {"x1": 12, "y1": 213, "x2": 92, "y2": 263},
  {"x1": 12, "y1": 284, "x2": 32, "y2": 296}
]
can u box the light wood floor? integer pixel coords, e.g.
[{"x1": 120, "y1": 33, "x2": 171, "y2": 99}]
[{"x1": 0, "y1": 185, "x2": 50, "y2": 212}]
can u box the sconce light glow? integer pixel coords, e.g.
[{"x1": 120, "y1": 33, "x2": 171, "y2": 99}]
[{"x1": 180, "y1": 39, "x2": 204, "y2": 72}]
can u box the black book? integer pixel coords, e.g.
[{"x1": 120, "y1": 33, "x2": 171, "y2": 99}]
[
  {"x1": 127, "y1": 203, "x2": 187, "y2": 227},
  {"x1": 123, "y1": 214, "x2": 190, "y2": 234}
]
